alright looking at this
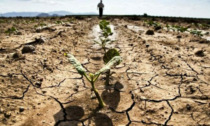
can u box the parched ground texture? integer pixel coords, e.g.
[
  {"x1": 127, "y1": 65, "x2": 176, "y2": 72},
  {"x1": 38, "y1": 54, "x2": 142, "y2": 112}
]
[{"x1": 0, "y1": 17, "x2": 210, "y2": 126}]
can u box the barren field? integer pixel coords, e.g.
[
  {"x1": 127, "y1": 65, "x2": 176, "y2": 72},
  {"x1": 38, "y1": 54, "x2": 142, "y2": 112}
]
[{"x1": 0, "y1": 17, "x2": 210, "y2": 126}]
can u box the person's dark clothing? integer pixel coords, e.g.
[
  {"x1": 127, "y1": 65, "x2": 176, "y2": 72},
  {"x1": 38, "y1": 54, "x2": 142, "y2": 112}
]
[{"x1": 99, "y1": 8, "x2": 103, "y2": 17}]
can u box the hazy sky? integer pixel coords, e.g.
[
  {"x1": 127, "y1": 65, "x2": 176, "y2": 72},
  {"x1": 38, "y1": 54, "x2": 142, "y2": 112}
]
[{"x1": 0, "y1": 0, "x2": 210, "y2": 18}]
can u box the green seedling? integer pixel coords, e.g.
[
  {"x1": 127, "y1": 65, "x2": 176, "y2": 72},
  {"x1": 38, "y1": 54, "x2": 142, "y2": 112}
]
[
  {"x1": 166, "y1": 24, "x2": 170, "y2": 31},
  {"x1": 5, "y1": 27, "x2": 17, "y2": 35},
  {"x1": 174, "y1": 25, "x2": 188, "y2": 33},
  {"x1": 39, "y1": 23, "x2": 47, "y2": 27},
  {"x1": 146, "y1": 20, "x2": 162, "y2": 30},
  {"x1": 65, "y1": 53, "x2": 122, "y2": 108},
  {"x1": 190, "y1": 30, "x2": 203, "y2": 37},
  {"x1": 103, "y1": 49, "x2": 120, "y2": 86},
  {"x1": 56, "y1": 20, "x2": 63, "y2": 24},
  {"x1": 94, "y1": 20, "x2": 114, "y2": 52},
  {"x1": 34, "y1": 23, "x2": 47, "y2": 29},
  {"x1": 67, "y1": 17, "x2": 76, "y2": 23}
]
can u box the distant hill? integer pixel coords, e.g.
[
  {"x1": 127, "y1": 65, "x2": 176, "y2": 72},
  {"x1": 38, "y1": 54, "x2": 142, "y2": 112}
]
[
  {"x1": 0, "y1": 12, "x2": 40, "y2": 17},
  {"x1": 0, "y1": 11, "x2": 97, "y2": 17},
  {"x1": 37, "y1": 13, "x2": 50, "y2": 17}
]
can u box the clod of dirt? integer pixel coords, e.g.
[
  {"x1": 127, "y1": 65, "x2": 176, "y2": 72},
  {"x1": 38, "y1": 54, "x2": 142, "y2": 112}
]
[
  {"x1": 195, "y1": 50, "x2": 205, "y2": 57},
  {"x1": 0, "y1": 108, "x2": 4, "y2": 114},
  {"x1": 146, "y1": 30, "x2": 154, "y2": 35},
  {"x1": 35, "y1": 82, "x2": 42, "y2": 88},
  {"x1": 64, "y1": 23, "x2": 73, "y2": 27},
  {"x1": 146, "y1": 44, "x2": 150, "y2": 48},
  {"x1": 4, "y1": 112, "x2": 11, "y2": 118},
  {"x1": 185, "y1": 85, "x2": 196, "y2": 94},
  {"x1": 91, "y1": 56, "x2": 101, "y2": 60},
  {"x1": 12, "y1": 52, "x2": 21, "y2": 59},
  {"x1": 154, "y1": 26, "x2": 161, "y2": 31},
  {"x1": 6, "y1": 52, "x2": 23, "y2": 60},
  {"x1": 36, "y1": 26, "x2": 56, "y2": 33},
  {"x1": 186, "y1": 104, "x2": 191, "y2": 111},
  {"x1": 174, "y1": 46, "x2": 180, "y2": 50},
  {"x1": 25, "y1": 37, "x2": 45, "y2": 45},
  {"x1": 22, "y1": 45, "x2": 35, "y2": 54},
  {"x1": 19, "y1": 107, "x2": 25, "y2": 112},
  {"x1": 190, "y1": 37, "x2": 209, "y2": 44},
  {"x1": 129, "y1": 44, "x2": 134, "y2": 46},
  {"x1": 177, "y1": 35, "x2": 182, "y2": 39},
  {"x1": 16, "y1": 31, "x2": 22, "y2": 35}
]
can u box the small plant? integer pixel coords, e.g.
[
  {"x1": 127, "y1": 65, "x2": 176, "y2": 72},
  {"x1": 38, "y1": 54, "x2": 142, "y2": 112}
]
[
  {"x1": 190, "y1": 30, "x2": 203, "y2": 37},
  {"x1": 145, "y1": 20, "x2": 162, "y2": 30},
  {"x1": 65, "y1": 53, "x2": 122, "y2": 108},
  {"x1": 103, "y1": 49, "x2": 120, "y2": 86},
  {"x1": 34, "y1": 23, "x2": 47, "y2": 30},
  {"x1": 56, "y1": 20, "x2": 63, "y2": 24},
  {"x1": 166, "y1": 24, "x2": 171, "y2": 31},
  {"x1": 5, "y1": 27, "x2": 17, "y2": 35},
  {"x1": 94, "y1": 20, "x2": 113, "y2": 52},
  {"x1": 174, "y1": 25, "x2": 188, "y2": 33}
]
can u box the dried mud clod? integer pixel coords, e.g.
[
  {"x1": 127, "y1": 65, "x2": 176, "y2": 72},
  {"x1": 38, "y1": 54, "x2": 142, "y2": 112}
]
[
  {"x1": 195, "y1": 50, "x2": 205, "y2": 57},
  {"x1": 146, "y1": 30, "x2": 154, "y2": 35},
  {"x1": 21, "y1": 45, "x2": 35, "y2": 54}
]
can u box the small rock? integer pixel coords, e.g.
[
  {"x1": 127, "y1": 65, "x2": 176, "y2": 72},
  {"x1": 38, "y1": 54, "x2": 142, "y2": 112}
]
[
  {"x1": 91, "y1": 56, "x2": 101, "y2": 60},
  {"x1": 4, "y1": 112, "x2": 11, "y2": 118},
  {"x1": 35, "y1": 37, "x2": 45, "y2": 44},
  {"x1": 195, "y1": 50, "x2": 205, "y2": 57},
  {"x1": 12, "y1": 119, "x2": 16, "y2": 123},
  {"x1": 129, "y1": 44, "x2": 134, "y2": 46},
  {"x1": 0, "y1": 108, "x2": 4, "y2": 114},
  {"x1": 19, "y1": 107, "x2": 25, "y2": 112},
  {"x1": 73, "y1": 87, "x2": 78, "y2": 92},
  {"x1": 42, "y1": 91, "x2": 47, "y2": 94},
  {"x1": 91, "y1": 93, "x2": 96, "y2": 99},
  {"x1": 22, "y1": 45, "x2": 35, "y2": 54},
  {"x1": 154, "y1": 26, "x2": 161, "y2": 31},
  {"x1": 175, "y1": 47, "x2": 180, "y2": 50},
  {"x1": 186, "y1": 104, "x2": 191, "y2": 111},
  {"x1": 177, "y1": 35, "x2": 182, "y2": 39},
  {"x1": 35, "y1": 82, "x2": 42, "y2": 88},
  {"x1": 11, "y1": 52, "x2": 21, "y2": 59},
  {"x1": 146, "y1": 44, "x2": 150, "y2": 48},
  {"x1": 38, "y1": 78, "x2": 43, "y2": 82},
  {"x1": 146, "y1": 30, "x2": 154, "y2": 35},
  {"x1": 14, "y1": 89, "x2": 19, "y2": 92},
  {"x1": 7, "y1": 52, "x2": 22, "y2": 59},
  {"x1": 16, "y1": 31, "x2": 22, "y2": 35}
]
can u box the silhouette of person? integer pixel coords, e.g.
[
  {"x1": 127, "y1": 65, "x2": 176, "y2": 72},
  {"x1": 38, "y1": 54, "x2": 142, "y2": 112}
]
[{"x1": 98, "y1": 0, "x2": 104, "y2": 17}]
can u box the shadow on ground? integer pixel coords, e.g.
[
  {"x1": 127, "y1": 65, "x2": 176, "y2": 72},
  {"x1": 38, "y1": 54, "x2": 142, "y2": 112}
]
[
  {"x1": 102, "y1": 81, "x2": 124, "y2": 109},
  {"x1": 54, "y1": 105, "x2": 114, "y2": 126}
]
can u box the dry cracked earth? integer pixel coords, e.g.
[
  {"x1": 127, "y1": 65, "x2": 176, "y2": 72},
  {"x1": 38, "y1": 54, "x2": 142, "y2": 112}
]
[{"x1": 0, "y1": 17, "x2": 210, "y2": 126}]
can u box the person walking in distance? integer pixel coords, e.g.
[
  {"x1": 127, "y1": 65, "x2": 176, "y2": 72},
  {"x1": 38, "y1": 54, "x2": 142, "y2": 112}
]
[{"x1": 98, "y1": 0, "x2": 104, "y2": 17}]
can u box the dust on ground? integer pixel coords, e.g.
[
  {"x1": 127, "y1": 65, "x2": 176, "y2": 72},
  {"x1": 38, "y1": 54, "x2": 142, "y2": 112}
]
[{"x1": 0, "y1": 17, "x2": 210, "y2": 126}]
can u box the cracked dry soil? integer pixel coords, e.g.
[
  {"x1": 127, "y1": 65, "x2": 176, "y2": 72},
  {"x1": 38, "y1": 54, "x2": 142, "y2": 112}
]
[{"x1": 0, "y1": 17, "x2": 210, "y2": 126}]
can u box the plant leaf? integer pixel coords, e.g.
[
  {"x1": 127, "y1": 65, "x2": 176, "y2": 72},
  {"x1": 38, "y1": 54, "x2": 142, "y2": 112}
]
[
  {"x1": 95, "y1": 56, "x2": 122, "y2": 75},
  {"x1": 66, "y1": 53, "x2": 87, "y2": 75},
  {"x1": 103, "y1": 49, "x2": 120, "y2": 64}
]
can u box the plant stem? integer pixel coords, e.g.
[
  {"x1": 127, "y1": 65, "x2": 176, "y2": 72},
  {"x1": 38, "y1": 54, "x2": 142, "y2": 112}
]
[
  {"x1": 91, "y1": 81, "x2": 106, "y2": 108},
  {"x1": 105, "y1": 70, "x2": 110, "y2": 86}
]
